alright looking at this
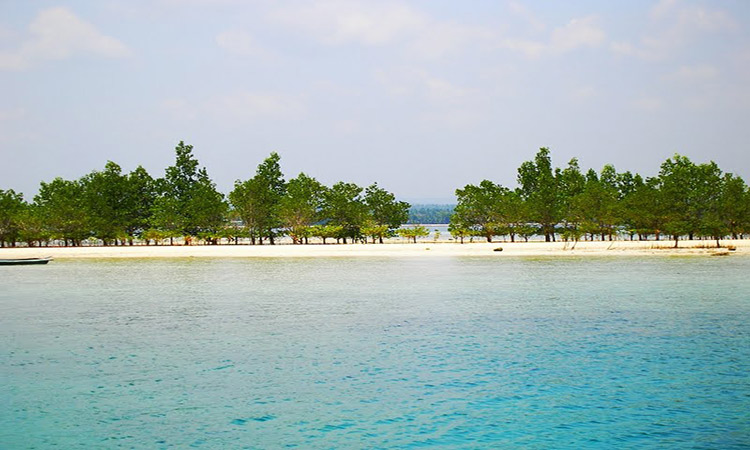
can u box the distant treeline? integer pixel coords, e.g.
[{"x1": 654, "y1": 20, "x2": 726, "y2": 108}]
[
  {"x1": 0, "y1": 142, "x2": 411, "y2": 247},
  {"x1": 408, "y1": 205, "x2": 455, "y2": 224},
  {"x1": 1, "y1": 144, "x2": 748, "y2": 248},
  {"x1": 449, "y1": 148, "x2": 749, "y2": 246}
]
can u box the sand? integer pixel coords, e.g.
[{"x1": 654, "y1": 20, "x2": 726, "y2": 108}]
[{"x1": 1, "y1": 239, "x2": 748, "y2": 259}]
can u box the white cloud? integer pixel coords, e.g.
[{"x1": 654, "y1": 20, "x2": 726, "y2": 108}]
[
  {"x1": 570, "y1": 86, "x2": 597, "y2": 103},
  {"x1": 612, "y1": 2, "x2": 737, "y2": 61},
  {"x1": 550, "y1": 16, "x2": 606, "y2": 53},
  {"x1": 269, "y1": 0, "x2": 495, "y2": 58},
  {"x1": 507, "y1": 1, "x2": 546, "y2": 33},
  {"x1": 632, "y1": 96, "x2": 663, "y2": 111},
  {"x1": 375, "y1": 68, "x2": 473, "y2": 104},
  {"x1": 0, "y1": 7, "x2": 130, "y2": 71},
  {"x1": 160, "y1": 99, "x2": 198, "y2": 121},
  {"x1": 664, "y1": 64, "x2": 719, "y2": 83},
  {"x1": 0, "y1": 108, "x2": 27, "y2": 121},
  {"x1": 499, "y1": 15, "x2": 605, "y2": 57},
  {"x1": 206, "y1": 91, "x2": 305, "y2": 121},
  {"x1": 215, "y1": 30, "x2": 273, "y2": 59},
  {"x1": 270, "y1": 0, "x2": 426, "y2": 46}
]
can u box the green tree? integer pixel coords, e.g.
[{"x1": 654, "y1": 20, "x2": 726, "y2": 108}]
[
  {"x1": 720, "y1": 173, "x2": 748, "y2": 239},
  {"x1": 0, "y1": 189, "x2": 26, "y2": 247},
  {"x1": 34, "y1": 177, "x2": 89, "y2": 246},
  {"x1": 398, "y1": 226, "x2": 430, "y2": 243},
  {"x1": 230, "y1": 152, "x2": 286, "y2": 244},
  {"x1": 279, "y1": 172, "x2": 325, "y2": 244},
  {"x1": 452, "y1": 180, "x2": 506, "y2": 242},
  {"x1": 310, "y1": 224, "x2": 343, "y2": 244},
  {"x1": 321, "y1": 182, "x2": 368, "y2": 243},
  {"x1": 155, "y1": 141, "x2": 227, "y2": 242},
  {"x1": 517, "y1": 148, "x2": 561, "y2": 242},
  {"x1": 657, "y1": 155, "x2": 700, "y2": 247},
  {"x1": 123, "y1": 166, "x2": 156, "y2": 243},
  {"x1": 364, "y1": 183, "x2": 410, "y2": 243},
  {"x1": 80, "y1": 161, "x2": 129, "y2": 245}
]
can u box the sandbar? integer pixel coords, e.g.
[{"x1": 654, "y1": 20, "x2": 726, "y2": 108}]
[{"x1": 0, "y1": 239, "x2": 747, "y2": 259}]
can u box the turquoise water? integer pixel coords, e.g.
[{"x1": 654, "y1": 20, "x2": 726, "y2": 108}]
[{"x1": 2, "y1": 256, "x2": 749, "y2": 448}]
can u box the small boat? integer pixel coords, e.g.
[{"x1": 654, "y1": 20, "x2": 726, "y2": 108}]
[{"x1": 0, "y1": 257, "x2": 53, "y2": 266}]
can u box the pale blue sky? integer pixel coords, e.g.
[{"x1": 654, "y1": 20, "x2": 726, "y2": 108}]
[{"x1": 1, "y1": 0, "x2": 749, "y2": 202}]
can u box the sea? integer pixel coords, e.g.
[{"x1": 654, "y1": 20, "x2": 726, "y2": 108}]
[{"x1": 2, "y1": 256, "x2": 749, "y2": 449}]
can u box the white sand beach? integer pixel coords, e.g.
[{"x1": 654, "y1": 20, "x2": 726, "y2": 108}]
[{"x1": 1, "y1": 239, "x2": 748, "y2": 259}]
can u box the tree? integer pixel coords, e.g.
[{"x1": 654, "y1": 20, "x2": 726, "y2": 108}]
[
  {"x1": 156, "y1": 141, "x2": 227, "y2": 242},
  {"x1": 452, "y1": 180, "x2": 506, "y2": 242},
  {"x1": 0, "y1": 189, "x2": 26, "y2": 247},
  {"x1": 34, "y1": 177, "x2": 89, "y2": 246},
  {"x1": 310, "y1": 224, "x2": 343, "y2": 244},
  {"x1": 80, "y1": 161, "x2": 129, "y2": 245},
  {"x1": 557, "y1": 158, "x2": 586, "y2": 239},
  {"x1": 720, "y1": 173, "x2": 749, "y2": 239},
  {"x1": 230, "y1": 152, "x2": 286, "y2": 244},
  {"x1": 657, "y1": 155, "x2": 699, "y2": 247},
  {"x1": 123, "y1": 166, "x2": 156, "y2": 243},
  {"x1": 398, "y1": 226, "x2": 430, "y2": 243},
  {"x1": 517, "y1": 148, "x2": 561, "y2": 242},
  {"x1": 321, "y1": 182, "x2": 368, "y2": 243},
  {"x1": 364, "y1": 183, "x2": 410, "y2": 243},
  {"x1": 279, "y1": 173, "x2": 325, "y2": 244}
]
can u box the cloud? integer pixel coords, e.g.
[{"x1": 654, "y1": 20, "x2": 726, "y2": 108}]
[
  {"x1": 0, "y1": 108, "x2": 27, "y2": 121},
  {"x1": 612, "y1": 1, "x2": 737, "y2": 60},
  {"x1": 507, "y1": 1, "x2": 546, "y2": 33},
  {"x1": 631, "y1": 96, "x2": 663, "y2": 111},
  {"x1": 570, "y1": 86, "x2": 597, "y2": 103},
  {"x1": 500, "y1": 15, "x2": 605, "y2": 57},
  {"x1": 0, "y1": 7, "x2": 130, "y2": 70},
  {"x1": 550, "y1": 16, "x2": 606, "y2": 52},
  {"x1": 664, "y1": 64, "x2": 719, "y2": 83},
  {"x1": 269, "y1": 0, "x2": 495, "y2": 58},
  {"x1": 215, "y1": 30, "x2": 274, "y2": 59},
  {"x1": 270, "y1": 0, "x2": 425, "y2": 46},
  {"x1": 375, "y1": 68, "x2": 474, "y2": 104},
  {"x1": 206, "y1": 91, "x2": 306, "y2": 121}
]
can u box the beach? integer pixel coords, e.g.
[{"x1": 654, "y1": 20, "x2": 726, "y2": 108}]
[{"x1": 1, "y1": 239, "x2": 748, "y2": 259}]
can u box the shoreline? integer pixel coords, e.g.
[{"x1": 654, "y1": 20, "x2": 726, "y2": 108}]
[{"x1": 1, "y1": 239, "x2": 748, "y2": 259}]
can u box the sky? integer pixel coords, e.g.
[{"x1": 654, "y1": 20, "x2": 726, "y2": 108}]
[{"x1": 1, "y1": 0, "x2": 749, "y2": 203}]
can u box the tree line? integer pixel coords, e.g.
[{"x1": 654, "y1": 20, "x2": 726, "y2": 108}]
[
  {"x1": 1, "y1": 144, "x2": 748, "y2": 248},
  {"x1": 0, "y1": 142, "x2": 409, "y2": 247},
  {"x1": 450, "y1": 148, "x2": 750, "y2": 247}
]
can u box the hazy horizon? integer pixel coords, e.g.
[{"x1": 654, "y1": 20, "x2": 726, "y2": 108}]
[{"x1": 2, "y1": 0, "x2": 749, "y2": 200}]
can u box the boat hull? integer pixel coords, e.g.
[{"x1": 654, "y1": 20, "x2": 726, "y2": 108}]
[{"x1": 0, "y1": 257, "x2": 52, "y2": 266}]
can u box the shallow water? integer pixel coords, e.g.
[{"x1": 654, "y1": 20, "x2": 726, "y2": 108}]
[{"x1": 2, "y1": 256, "x2": 749, "y2": 448}]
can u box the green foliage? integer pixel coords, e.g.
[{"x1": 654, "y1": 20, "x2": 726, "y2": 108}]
[
  {"x1": 517, "y1": 147, "x2": 561, "y2": 242},
  {"x1": 310, "y1": 224, "x2": 343, "y2": 244},
  {"x1": 154, "y1": 141, "x2": 227, "y2": 240},
  {"x1": 397, "y1": 226, "x2": 430, "y2": 243},
  {"x1": 230, "y1": 152, "x2": 285, "y2": 244},
  {"x1": 0, "y1": 189, "x2": 26, "y2": 247},
  {"x1": 364, "y1": 183, "x2": 410, "y2": 243},
  {"x1": 278, "y1": 172, "x2": 325, "y2": 244},
  {"x1": 34, "y1": 177, "x2": 90, "y2": 245},
  {"x1": 321, "y1": 182, "x2": 368, "y2": 243},
  {"x1": 3, "y1": 145, "x2": 748, "y2": 248}
]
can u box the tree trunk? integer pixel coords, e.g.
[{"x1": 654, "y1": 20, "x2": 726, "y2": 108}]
[
  {"x1": 510, "y1": 233, "x2": 515, "y2": 243},
  {"x1": 379, "y1": 236, "x2": 383, "y2": 244},
  {"x1": 674, "y1": 235, "x2": 679, "y2": 248}
]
